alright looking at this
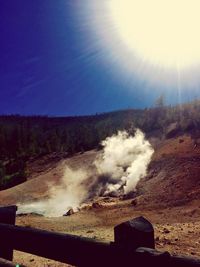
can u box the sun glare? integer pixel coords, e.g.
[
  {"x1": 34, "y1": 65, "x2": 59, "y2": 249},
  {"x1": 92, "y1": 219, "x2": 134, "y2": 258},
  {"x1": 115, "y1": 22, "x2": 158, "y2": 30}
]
[{"x1": 108, "y1": 0, "x2": 200, "y2": 69}]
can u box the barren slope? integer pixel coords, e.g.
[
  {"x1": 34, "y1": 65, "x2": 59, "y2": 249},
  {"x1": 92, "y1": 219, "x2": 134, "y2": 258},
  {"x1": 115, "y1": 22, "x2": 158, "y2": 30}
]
[
  {"x1": 1, "y1": 135, "x2": 200, "y2": 266},
  {"x1": 137, "y1": 134, "x2": 200, "y2": 208},
  {"x1": 1, "y1": 135, "x2": 200, "y2": 210},
  {"x1": 0, "y1": 150, "x2": 98, "y2": 206}
]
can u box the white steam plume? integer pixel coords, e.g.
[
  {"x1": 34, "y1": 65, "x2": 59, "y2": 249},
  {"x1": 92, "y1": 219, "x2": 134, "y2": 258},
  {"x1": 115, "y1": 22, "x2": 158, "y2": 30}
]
[
  {"x1": 95, "y1": 129, "x2": 154, "y2": 195},
  {"x1": 18, "y1": 129, "x2": 154, "y2": 217}
]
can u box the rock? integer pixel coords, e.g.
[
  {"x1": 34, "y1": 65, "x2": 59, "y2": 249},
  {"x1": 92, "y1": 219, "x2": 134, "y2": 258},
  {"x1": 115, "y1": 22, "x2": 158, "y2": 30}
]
[
  {"x1": 86, "y1": 230, "x2": 94, "y2": 234},
  {"x1": 122, "y1": 191, "x2": 136, "y2": 200},
  {"x1": 103, "y1": 197, "x2": 112, "y2": 202},
  {"x1": 163, "y1": 228, "x2": 170, "y2": 234},
  {"x1": 155, "y1": 236, "x2": 160, "y2": 242},
  {"x1": 92, "y1": 202, "x2": 102, "y2": 209},
  {"x1": 106, "y1": 191, "x2": 119, "y2": 197},
  {"x1": 131, "y1": 198, "x2": 138, "y2": 206},
  {"x1": 163, "y1": 237, "x2": 171, "y2": 244},
  {"x1": 63, "y1": 208, "x2": 74, "y2": 216}
]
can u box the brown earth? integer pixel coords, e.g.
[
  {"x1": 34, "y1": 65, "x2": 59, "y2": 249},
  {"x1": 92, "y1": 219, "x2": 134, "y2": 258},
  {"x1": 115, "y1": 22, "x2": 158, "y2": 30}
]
[
  {"x1": 0, "y1": 150, "x2": 97, "y2": 205},
  {"x1": 1, "y1": 135, "x2": 200, "y2": 266}
]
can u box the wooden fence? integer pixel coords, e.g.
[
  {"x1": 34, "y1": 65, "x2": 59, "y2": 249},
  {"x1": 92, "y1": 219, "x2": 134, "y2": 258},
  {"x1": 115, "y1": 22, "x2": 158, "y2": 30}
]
[{"x1": 0, "y1": 205, "x2": 200, "y2": 267}]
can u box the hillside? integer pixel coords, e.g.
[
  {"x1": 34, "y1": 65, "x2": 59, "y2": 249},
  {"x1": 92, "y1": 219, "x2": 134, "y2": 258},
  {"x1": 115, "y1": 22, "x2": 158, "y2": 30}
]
[
  {"x1": 0, "y1": 133, "x2": 200, "y2": 266},
  {"x1": 1, "y1": 101, "x2": 200, "y2": 190},
  {"x1": 137, "y1": 134, "x2": 200, "y2": 208},
  {"x1": 1, "y1": 100, "x2": 200, "y2": 212},
  {"x1": 0, "y1": 150, "x2": 98, "y2": 206},
  {"x1": 0, "y1": 114, "x2": 200, "y2": 265},
  {"x1": 1, "y1": 132, "x2": 200, "y2": 210}
]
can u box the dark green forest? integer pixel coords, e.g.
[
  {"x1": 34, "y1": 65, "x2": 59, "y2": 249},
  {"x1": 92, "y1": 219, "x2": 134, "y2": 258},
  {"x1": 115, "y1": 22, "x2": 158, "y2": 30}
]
[{"x1": 0, "y1": 100, "x2": 200, "y2": 190}]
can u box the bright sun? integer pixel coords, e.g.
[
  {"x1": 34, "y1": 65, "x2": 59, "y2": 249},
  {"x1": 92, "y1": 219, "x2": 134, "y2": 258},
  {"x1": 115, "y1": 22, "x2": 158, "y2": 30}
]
[{"x1": 108, "y1": 0, "x2": 200, "y2": 69}]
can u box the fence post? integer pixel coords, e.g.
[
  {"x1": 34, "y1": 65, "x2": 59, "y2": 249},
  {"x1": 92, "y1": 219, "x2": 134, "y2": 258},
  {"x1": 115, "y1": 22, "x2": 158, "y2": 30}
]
[
  {"x1": 113, "y1": 217, "x2": 171, "y2": 266},
  {"x1": 114, "y1": 216, "x2": 155, "y2": 249},
  {"x1": 0, "y1": 205, "x2": 17, "y2": 261}
]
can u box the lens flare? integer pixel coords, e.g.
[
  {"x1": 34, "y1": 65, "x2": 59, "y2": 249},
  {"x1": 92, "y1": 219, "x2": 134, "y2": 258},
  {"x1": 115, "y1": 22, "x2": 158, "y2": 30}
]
[
  {"x1": 108, "y1": 0, "x2": 200, "y2": 69},
  {"x1": 75, "y1": 0, "x2": 200, "y2": 92}
]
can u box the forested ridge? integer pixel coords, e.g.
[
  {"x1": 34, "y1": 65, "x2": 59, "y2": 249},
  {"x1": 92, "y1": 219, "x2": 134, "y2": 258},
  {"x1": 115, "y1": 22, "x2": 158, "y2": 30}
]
[{"x1": 0, "y1": 100, "x2": 200, "y2": 189}]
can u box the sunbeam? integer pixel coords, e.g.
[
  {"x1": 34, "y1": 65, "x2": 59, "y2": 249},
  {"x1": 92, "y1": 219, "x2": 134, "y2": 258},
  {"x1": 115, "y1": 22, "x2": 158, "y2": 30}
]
[
  {"x1": 79, "y1": 0, "x2": 200, "y2": 90},
  {"x1": 108, "y1": 0, "x2": 200, "y2": 69}
]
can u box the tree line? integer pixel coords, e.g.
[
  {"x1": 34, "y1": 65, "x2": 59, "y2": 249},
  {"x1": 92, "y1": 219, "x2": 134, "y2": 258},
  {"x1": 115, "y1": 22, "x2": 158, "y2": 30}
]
[{"x1": 0, "y1": 99, "x2": 200, "y2": 189}]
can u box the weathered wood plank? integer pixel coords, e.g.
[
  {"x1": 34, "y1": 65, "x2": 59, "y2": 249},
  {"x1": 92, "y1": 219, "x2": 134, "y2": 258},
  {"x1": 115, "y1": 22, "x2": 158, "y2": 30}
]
[{"x1": 0, "y1": 214, "x2": 199, "y2": 267}]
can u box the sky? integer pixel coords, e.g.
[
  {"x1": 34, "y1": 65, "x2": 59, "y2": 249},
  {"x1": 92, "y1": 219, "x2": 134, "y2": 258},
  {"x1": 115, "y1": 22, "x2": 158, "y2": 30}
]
[{"x1": 0, "y1": 0, "x2": 200, "y2": 116}]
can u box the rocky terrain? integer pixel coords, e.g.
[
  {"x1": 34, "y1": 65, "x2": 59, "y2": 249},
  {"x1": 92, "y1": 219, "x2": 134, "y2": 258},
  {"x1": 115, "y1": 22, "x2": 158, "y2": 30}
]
[{"x1": 1, "y1": 134, "x2": 200, "y2": 266}]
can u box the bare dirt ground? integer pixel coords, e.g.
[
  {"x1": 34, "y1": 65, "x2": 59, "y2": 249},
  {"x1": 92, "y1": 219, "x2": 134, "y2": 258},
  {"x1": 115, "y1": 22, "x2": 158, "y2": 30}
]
[
  {"x1": 0, "y1": 150, "x2": 97, "y2": 205},
  {"x1": 1, "y1": 135, "x2": 200, "y2": 266},
  {"x1": 14, "y1": 202, "x2": 200, "y2": 266}
]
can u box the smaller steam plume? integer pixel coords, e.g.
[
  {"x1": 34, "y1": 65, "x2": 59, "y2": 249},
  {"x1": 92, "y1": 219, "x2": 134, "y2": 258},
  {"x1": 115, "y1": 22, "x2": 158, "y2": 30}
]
[
  {"x1": 18, "y1": 129, "x2": 154, "y2": 217},
  {"x1": 18, "y1": 167, "x2": 89, "y2": 217}
]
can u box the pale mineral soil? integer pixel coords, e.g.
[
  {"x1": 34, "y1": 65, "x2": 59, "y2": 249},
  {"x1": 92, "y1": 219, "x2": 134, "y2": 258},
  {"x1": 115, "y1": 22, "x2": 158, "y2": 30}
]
[{"x1": 14, "y1": 199, "x2": 200, "y2": 267}]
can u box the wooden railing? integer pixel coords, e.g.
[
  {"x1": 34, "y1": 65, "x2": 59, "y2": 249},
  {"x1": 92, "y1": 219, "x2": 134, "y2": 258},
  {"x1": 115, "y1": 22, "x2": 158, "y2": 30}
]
[{"x1": 0, "y1": 205, "x2": 200, "y2": 267}]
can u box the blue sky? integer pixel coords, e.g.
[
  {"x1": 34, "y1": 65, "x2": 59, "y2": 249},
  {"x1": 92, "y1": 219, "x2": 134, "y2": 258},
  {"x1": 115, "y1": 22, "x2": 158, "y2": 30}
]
[{"x1": 0, "y1": 0, "x2": 199, "y2": 116}]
